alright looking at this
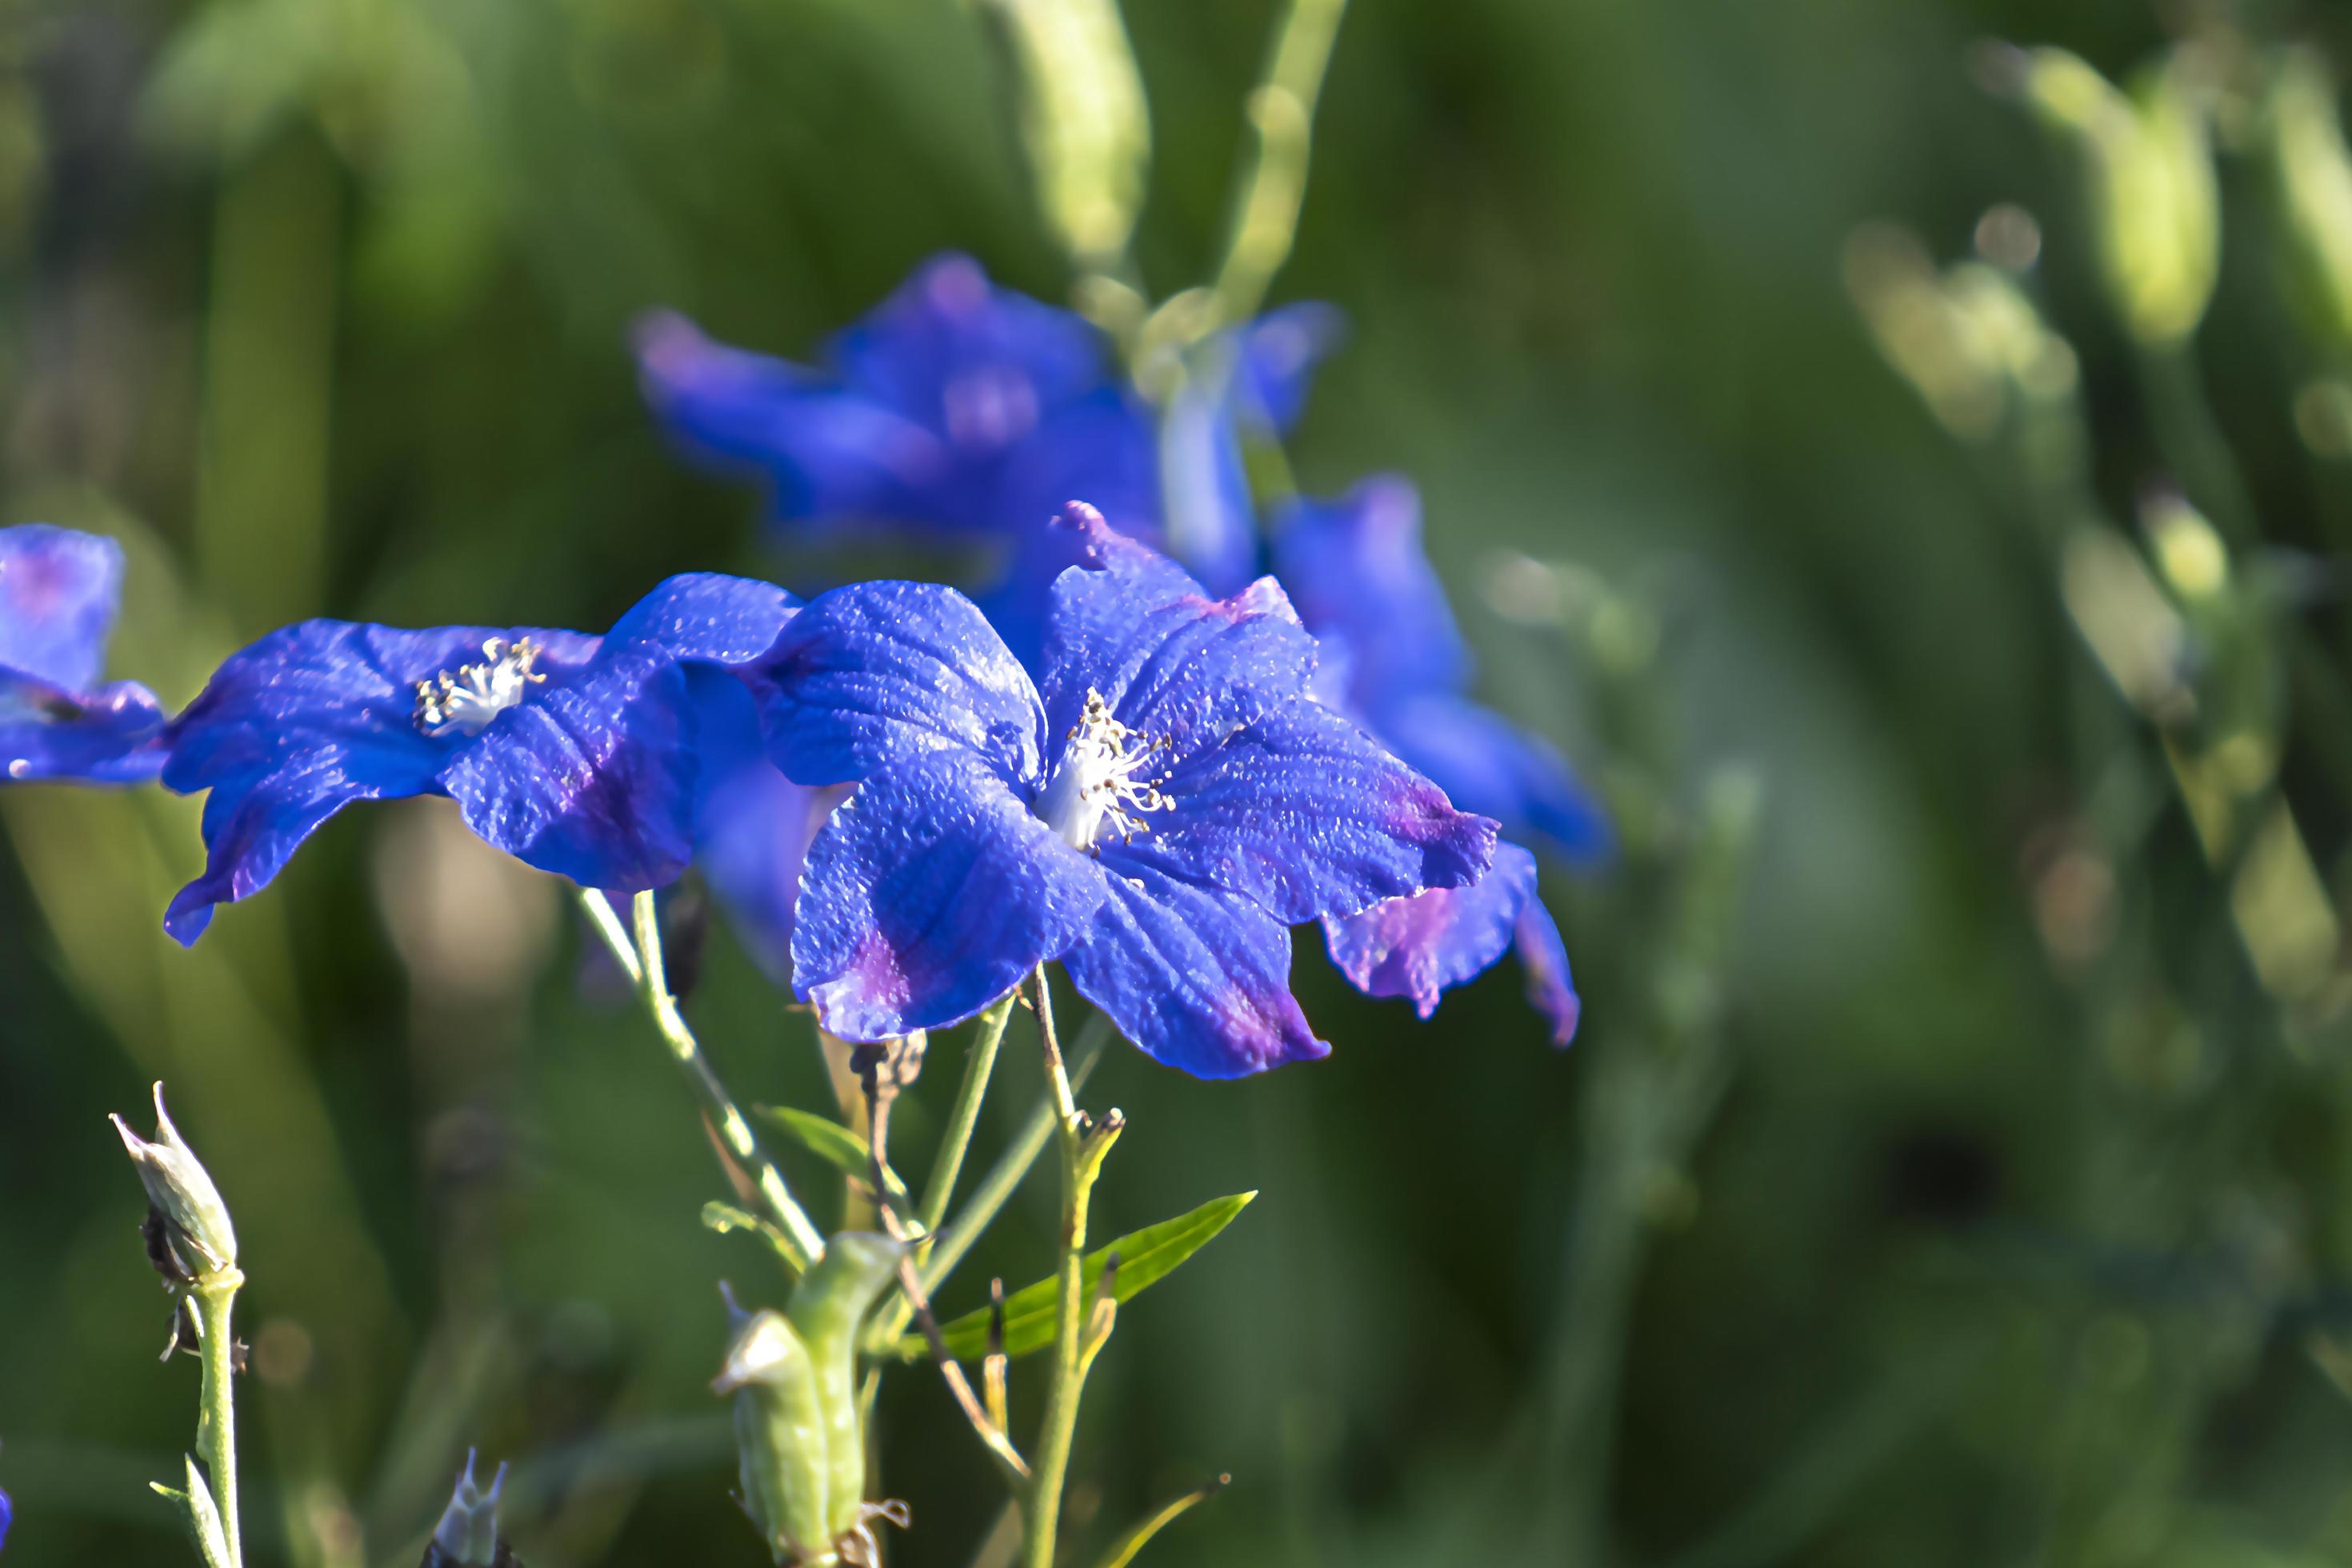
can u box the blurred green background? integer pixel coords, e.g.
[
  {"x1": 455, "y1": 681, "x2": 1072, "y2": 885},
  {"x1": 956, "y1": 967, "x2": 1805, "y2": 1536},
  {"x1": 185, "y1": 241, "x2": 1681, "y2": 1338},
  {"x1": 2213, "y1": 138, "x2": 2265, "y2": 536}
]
[{"x1": 15, "y1": 0, "x2": 2352, "y2": 1563}]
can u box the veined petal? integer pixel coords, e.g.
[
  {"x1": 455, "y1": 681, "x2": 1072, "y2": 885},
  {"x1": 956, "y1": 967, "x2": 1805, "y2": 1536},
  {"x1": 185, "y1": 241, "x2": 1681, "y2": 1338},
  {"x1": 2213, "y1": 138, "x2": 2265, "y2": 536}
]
[
  {"x1": 1062, "y1": 862, "x2": 1327, "y2": 1079},
  {"x1": 791, "y1": 750, "x2": 1106, "y2": 1040},
  {"x1": 1, "y1": 673, "x2": 166, "y2": 784},
  {"x1": 0, "y1": 523, "x2": 124, "y2": 690},
  {"x1": 1322, "y1": 842, "x2": 1578, "y2": 1044},
  {"x1": 1124, "y1": 696, "x2": 1495, "y2": 922},
  {"x1": 1041, "y1": 506, "x2": 1315, "y2": 755},
  {"x1": 439, "y1": 657, "x2": 701, "y2": 892},
  {"x1": 1376, "y1": 692, "x2": 1613, "y2": 863},
  {"x1": 1272, "y1": 477, "x2": 1472, "y2": 702},
  {"x1": 165, "y1": 747, "x2": 417, "y2": 944},
  {"x1": 753, "y1": 581, "x2": 1046, "y2": 788},
  {"x1": 603, "y1": 572, "x2": 798, "y2": 665}
]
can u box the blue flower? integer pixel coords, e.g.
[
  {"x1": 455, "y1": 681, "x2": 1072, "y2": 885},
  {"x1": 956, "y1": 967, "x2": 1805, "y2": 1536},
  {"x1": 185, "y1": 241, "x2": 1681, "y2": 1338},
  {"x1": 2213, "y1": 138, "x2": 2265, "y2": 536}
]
[
  {"x1": 0, "y1": 524, "x2": 166, "y2": 785},
  {"x1": 162, "y1": 574, "x2": 794, "y2": 946},
  {"x1": 1, "y1": 1483, "x2": 10, "y2": 1550},
  {"x1": 1271, "y1": 478, "x2": 1608, "y2": 1044},
  {"x1": 638, "y1": 254, "x2": 1158, "y2": 544},
  {"x1": 753, "y1": 505, "x2": 1496, "y2": 1078}
]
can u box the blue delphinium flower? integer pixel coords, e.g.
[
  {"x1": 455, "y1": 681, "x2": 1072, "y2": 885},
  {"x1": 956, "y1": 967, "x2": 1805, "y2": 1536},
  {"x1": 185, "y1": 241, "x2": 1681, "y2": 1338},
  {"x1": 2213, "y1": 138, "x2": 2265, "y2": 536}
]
[
  {"x1": 1, "y1": 1484, "x2": 10, "y2": 1550},
  {"x1": 0, "y1": 524, "x2": 166, "y2": 785},
  {"x1": 1271, "y1": 476, "x2": 1607, "y2": 1043},
  {"x1": 161, "y1": 574, "x2": 794, "y2": 945},
  {"x1": 753, "y1": 504, "x2": 1496, "y2": 1078}
]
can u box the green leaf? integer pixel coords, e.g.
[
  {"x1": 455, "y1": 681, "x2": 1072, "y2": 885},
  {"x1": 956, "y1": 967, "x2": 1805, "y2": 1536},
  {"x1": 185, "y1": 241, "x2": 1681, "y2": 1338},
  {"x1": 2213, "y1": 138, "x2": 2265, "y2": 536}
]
[
  {"x1": 1091, "y1": 1475, "x2": 1230, "y2": 1568},
  {"x1": 754, "y1": 1105, "x2": 912, "y2": 1208},
  {"x1": 906, "y1": 1192, "x2": 1255, "y2": 1362},
  {"x1": 154, "y1": 1455, "x2": 234, "y2": 1568}
]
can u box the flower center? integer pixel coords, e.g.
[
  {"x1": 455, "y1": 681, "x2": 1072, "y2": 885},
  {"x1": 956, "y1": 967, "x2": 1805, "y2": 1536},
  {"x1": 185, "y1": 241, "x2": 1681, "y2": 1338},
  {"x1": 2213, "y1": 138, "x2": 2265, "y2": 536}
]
[
  {"x1": 1037, "y1": 687, "x2": 1174, "y2": 852},
  {"x1": 412, "y1": 637, "x2": 547, "y2": 738}
]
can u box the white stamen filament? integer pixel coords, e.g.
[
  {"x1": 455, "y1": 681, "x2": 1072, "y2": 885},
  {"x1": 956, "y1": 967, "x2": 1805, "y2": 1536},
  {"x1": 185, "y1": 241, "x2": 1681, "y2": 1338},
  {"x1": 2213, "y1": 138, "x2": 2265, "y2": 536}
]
[
  {"x1": 413, "y1": 636, "x2": 548, "y2": 738},
  {"x1": 1037, "y1": 687, "x2": 1174, "y2": 852}
]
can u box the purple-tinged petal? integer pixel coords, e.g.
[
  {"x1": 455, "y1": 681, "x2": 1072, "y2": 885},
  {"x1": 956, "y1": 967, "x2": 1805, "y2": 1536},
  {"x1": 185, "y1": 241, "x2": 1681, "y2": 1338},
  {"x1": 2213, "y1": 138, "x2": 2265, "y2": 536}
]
[
  {"x1": 791, "y1": 750, "x2": 1106, "y2": 1040},
  {"x1": 439, "y1": 659, "x2": 701, "y2": 893},
  {"x1": 1374, "y1": 693, "x2": 1613, "y2": 864},
  {"x1": 0, "y1": 524, "x2": 123, "y2": 690},
  {"x1": 1040, "y1": 506, "x2": 1315, "y2": 755},
  {"x1": 165, "y1": 746, "x2": 414, "y2": 944},
  {"x1": 1120, "y1": 696, "x2": 1495, "y2": 922},
  {"x1": 1322, "y1": 842, "x2": 1578, "y2": 1044},
  {"x1": 2, "y1": 1482, "x2": 12, "y2": 1549},
  {"x1": 1271, "y1": 478, "x2": 1471, "y2": 702},
  {"x1": 635, "y1": 311, "x2": 955, "y2": 526},
  {"x1": 602, "y1": 572, "x2": 798, "y2": 665},
  {"x1": 1062, "y1": 862, "x2": 1327, "y2": 1079},
  {"x1": 827, "y1": 254, "x2": 1109, "y2": 438},
  {"x1": 754, "y1": 581, "x2": 1046, "y2": 788},
  {"x1": 2, "y1": 674, "x2": 165, "y2": 784},
  {"x1": 1233, "y1": 302, "x2": 1346, "y2": 434}
]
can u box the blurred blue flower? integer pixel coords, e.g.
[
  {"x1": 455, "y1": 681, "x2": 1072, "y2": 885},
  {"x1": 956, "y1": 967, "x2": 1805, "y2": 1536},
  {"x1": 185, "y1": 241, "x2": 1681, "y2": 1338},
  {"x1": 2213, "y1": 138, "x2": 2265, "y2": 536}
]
[
  {"x1": 162, "y1": 574, "x2": 794, "y2": 945},
  {"x1": 0, "y1": 524, "x2": 166, "y2": 786},
  {"x1": 1, "y1": 1484, "x2": 10, "y2": 1550},
  {"x1": 753, "y1": 504, "x2": 1496, "y2": 1078},
  {"x1": 1273, "y1": 478, "x2": 1608, "y2": 1043}
]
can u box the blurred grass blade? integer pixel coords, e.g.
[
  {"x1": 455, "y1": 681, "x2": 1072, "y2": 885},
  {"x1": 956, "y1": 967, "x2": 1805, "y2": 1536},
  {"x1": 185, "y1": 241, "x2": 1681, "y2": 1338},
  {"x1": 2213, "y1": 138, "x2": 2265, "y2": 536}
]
[
  {"x1": 754, "y1": 1105, "x2": 913, "y2": 1209},
  {"x1": 1090, "y1": 1474, "x2": 1230, "y2": 1568},
  {"x1": 905, "y1": 1193, "x2": 1255, "y2": 1362}
]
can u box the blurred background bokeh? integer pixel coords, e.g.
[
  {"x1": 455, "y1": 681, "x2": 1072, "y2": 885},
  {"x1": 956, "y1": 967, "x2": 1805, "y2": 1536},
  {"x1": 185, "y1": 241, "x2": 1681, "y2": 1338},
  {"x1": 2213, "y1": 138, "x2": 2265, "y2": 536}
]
[{"x1": 18, "y1": 0, "x2": 2352, "y2": 1562}]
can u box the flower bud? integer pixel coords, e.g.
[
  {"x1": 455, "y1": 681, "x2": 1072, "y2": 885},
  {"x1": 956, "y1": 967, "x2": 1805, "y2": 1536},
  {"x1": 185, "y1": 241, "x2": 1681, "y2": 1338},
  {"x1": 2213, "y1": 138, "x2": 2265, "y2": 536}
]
[
  {"x1": 785, "y1": 1233, "x2": 906, "y2": 1547},
  {"x1": 112, "y1": 1082, "x2": 238, "y2": 1278},
  {"x1": 714, "y1": 1305, "x2": 833, "y2": 1563},
  {"x1": 2016, "y1": 46, "x2": 2218, "y2": 346},
  {"x1": 420, "y1": 1451, "x2": 512, "y2": 1568}
]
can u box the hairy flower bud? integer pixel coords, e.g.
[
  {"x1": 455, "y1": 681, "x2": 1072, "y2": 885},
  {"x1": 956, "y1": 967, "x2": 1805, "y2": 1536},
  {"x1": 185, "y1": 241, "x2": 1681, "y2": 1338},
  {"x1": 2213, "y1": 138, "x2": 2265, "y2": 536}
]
[
  {"x1": 715, "y1": 1304, "x2": 833, "y2": 1563},
  {"x1": 112, "y1": 1082, "x2": 238, "y2": 1279}
]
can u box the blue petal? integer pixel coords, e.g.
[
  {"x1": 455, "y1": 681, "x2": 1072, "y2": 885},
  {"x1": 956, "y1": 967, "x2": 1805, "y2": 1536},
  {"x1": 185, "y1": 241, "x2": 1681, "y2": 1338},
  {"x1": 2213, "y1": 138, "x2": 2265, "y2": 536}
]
[
  {"x1": 1062, "y1": 862, "x2": 1328, "y2": 1078},
  {"x1": 687, "y1": 665, "x2": 848, "y2": 986},
  {"x1": 603, "y1": 572, "x2": 798, "y2": 665},
  {"x1": 791, "y1": 750, "x2": 1106, "y2": 1040},
  {"x1": 162, "y1": 621, "x2": 598, "y2": 942},
  {"x1": 439, "y1": 658, "x2": 701, "y2": 892},
  {"x1": 1271, "y1": 477, "x2": 1472, "y2": 702},
  {"x1": 754, "y1": 581, "x2": 1046, "y2": 788},
  {"x1": 1233, "y1": 302, "x2": 1346, "y2": 434},
  {"x1": 1040, "y1": 506, "x2": 1316, "y2": 756},
  {"x1": 1322, "y1": 842, "x2": 1578, "y2": 1044},
  {"x1": 1157, "y1": 370, "x2": 1259, "y2": 598},
  {"x1": 1118, "y1": 696, "x2": 1495, "y2": 922},
  {"x1": 636, "y1": 311, "x2": 955, "y2": 526},
  {"x1": 0, "y1": 523, "x2": 124, "y2": 690},
  {"x1": 2, "y1": 1482, "x2": 11, "y2": 1549},
  {"x1": 1375, "y1": 692, "x2": 1613, "y2": 863},
  {"x1": 827, "y1": 254, "x2": 1110, "y2": 439},
  {"x1": 1, "y1": 673, "x2": 165, "y2": 784}
]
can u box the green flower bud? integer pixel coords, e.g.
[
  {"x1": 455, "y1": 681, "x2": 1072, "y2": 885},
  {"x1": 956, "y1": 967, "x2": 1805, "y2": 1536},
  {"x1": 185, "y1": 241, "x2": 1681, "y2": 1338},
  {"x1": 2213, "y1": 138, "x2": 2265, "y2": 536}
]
[
  {"x1": 112, "y1": 1082, "x2": 238, "y2": 1279},
  {"x1": 716, "y1": 1302, "x2": 833, "y2": 1564},
  {"x1": 784, "y1": 1233, "x2": 905, "y2": 1545},
  {"x1": 2017, "y1": 46, "x2": 2218, "y2": 346}
]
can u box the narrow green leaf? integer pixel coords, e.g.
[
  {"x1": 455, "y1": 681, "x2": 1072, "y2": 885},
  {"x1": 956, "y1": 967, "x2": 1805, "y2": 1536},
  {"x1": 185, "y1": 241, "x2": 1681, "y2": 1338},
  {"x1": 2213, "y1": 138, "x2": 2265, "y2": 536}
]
[
  {"x1": 754, "y1": 1105, "x2": 912, "y2": 1207},
  {"x1": 906, "y1": 1192, "x2": 1256, "y2": 1362},
  {"x1": 1091, "y1": 1475, "x2": 1230, "y2": 1568},
  {"x1": 158, "y1": 1455, "x2": 234, "y2": 1568}
]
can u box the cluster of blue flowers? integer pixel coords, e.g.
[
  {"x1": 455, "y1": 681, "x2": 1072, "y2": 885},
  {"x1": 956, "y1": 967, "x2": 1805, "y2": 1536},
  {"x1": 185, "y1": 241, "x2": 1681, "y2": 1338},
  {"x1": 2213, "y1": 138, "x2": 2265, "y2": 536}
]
[{"x1": 1, "y1": 254, "x2": 1603, "y2": 1077}]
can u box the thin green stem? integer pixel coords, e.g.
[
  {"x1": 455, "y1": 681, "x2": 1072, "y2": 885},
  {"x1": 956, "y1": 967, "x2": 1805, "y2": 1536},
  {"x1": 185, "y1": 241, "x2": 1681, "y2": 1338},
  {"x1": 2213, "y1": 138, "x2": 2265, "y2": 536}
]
[
  {"x1": 1210, "y1": 0, "x2": 1350, "y2": 329},
  {"x1": 194, "y1": 1274, "x2": 244, "y2": 1567},
  {"x1": 1021, "y1": 974, "x2": 1118, "y2": 1568},
  {"x1": 920, "y1": 994, "x2": 1019, "y2": 1239},
  {"x1": 616, "y1": 891, "x2": 825, "y2": 1272}
]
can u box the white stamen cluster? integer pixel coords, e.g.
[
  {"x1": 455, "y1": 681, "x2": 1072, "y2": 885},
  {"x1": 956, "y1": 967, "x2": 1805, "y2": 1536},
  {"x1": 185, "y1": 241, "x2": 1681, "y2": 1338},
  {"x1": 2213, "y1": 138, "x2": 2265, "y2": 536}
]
[
  {"x1": 412, "y1": 636, "x2": 547, "y2": 738},
  {"x1": 1037, "y1": 687, "x2": 1174, "y2": 852}
]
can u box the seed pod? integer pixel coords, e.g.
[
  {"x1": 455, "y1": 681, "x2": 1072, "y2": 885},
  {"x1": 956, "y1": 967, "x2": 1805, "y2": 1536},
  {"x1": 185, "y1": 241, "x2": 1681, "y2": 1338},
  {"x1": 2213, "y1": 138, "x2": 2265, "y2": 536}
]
[
  {"x1": 715, "y1": 1306, "x2": 833, "y2": 1563},
  {"x1": 112, "y1": 1082, "x2": 238, "y2": 1278},
  {"x1": 784, "y1": 1234, "x2": 906, "y2": 1542}
]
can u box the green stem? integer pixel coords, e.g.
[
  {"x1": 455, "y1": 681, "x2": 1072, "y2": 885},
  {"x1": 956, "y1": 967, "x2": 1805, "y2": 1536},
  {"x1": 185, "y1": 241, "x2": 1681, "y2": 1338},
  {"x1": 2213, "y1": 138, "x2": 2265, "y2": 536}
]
[
  {"x1": 610, "y1": 890, "x2": 826, "y2": 1272},
  {"x1": 195, "y1": 1274, "x2": 245, "y2": 1567},
  {"x1": 1210, "y1": 0, "x2": 1350, "y2": 329},
  {"x1": 2135, "y1": 343, "x2": 2258, "y2": 546},
  {"x1": 1021, "y1": 975, "x2": 1116, "y2": 1568},
  {"x1": 920, "y1": 994, "x2": 1019, "y2": 1239}
]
